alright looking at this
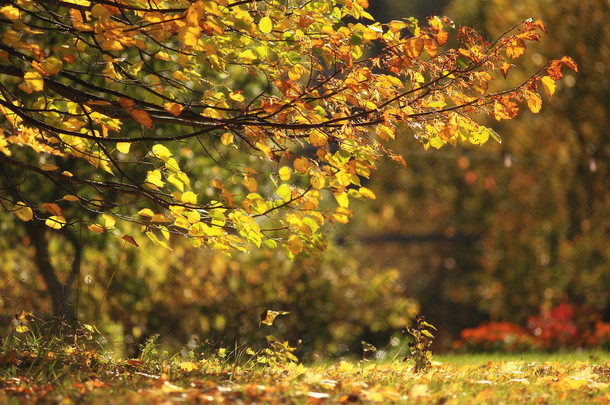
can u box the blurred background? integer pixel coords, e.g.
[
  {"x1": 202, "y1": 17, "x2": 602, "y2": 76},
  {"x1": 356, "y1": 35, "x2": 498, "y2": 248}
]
[{"x1": 1, "y1": 0, "x2": 608, "y2": 357}]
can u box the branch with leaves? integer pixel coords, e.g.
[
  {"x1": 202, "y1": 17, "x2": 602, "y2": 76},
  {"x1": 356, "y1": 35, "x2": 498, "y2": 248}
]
[{"x1": 0, "y1": 0, "x2": 576, "y2": 255}]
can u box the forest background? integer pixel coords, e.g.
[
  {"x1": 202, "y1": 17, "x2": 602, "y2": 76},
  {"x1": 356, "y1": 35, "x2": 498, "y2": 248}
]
[{"x1": 0, "y1": 0, "x2": 607, "y2": 358}]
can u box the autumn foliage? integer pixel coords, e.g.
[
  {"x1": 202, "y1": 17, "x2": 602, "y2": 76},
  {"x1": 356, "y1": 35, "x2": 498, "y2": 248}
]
[{"x1": 0, "y1": 0, "x2": 576, "y2": 256}]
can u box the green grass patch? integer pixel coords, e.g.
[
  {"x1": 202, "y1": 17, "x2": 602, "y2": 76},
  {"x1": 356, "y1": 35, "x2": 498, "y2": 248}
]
[{"x1": 1, "y1": 326, "x2": 609, "y2": 404}]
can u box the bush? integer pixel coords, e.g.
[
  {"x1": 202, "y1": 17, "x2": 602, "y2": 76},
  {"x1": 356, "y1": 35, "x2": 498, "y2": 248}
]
[{"x1": 454, "y1": 303, "x2": 610, "y2": 352}]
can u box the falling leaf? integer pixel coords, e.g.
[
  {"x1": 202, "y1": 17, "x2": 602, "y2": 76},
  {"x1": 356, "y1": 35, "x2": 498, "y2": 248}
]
[{"x1": 260, "y1": 309, "x2": 290, "y2": 326}]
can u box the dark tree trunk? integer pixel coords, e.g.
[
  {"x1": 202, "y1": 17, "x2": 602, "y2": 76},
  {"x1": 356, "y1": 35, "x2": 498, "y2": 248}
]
[{"x1": 24, "y1": 221, "x2": 81, "y2": 326}]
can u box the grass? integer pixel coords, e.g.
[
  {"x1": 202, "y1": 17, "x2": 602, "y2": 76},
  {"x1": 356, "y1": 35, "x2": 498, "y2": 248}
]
[{"x1": 1, "y1": 326, "x2": 609, "y2": 404}]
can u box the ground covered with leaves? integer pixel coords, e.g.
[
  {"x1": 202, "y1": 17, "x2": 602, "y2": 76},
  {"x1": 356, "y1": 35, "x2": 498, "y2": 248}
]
[{"x1": 1, "y1": 332, "x2": 609, "y2": 404}]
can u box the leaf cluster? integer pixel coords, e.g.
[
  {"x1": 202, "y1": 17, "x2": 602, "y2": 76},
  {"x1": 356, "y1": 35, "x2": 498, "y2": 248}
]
[{"x1": 0, "y1": 0, "x2": 575, "y2": 254}]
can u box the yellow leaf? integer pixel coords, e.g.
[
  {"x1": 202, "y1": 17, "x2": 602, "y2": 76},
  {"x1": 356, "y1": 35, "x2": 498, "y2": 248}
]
[
  {"x1": 309, "y1": 130, "x2": 328, "y2": 147},
  {"x1": 259, "y1": 16, "x2": 273, "y2": 34},
  {"x1": 279, "y1": 166, "x2": 291, "y2": 181},
  {"x1": 181, "y1": 191, "x2": 197, "y2": 205},
  {"x1": 359, "y1": 187, "x2": 376, "y2": 199},
  {"x1": 179, "y1": 361, "x2": 199, "y2": 372},
  {"x1": 334, "y1": 192, "x2": 349, "y2": 208},
  {"x1": 63, "y1": 195, "x2": 79, "y2": 202},
  {"x1": 221, "y1": 132, "x2": 233, "y2": 146},
  {"x1": 174, "y1": 216, "x2": 190, "y2": 229},
  {"x1": 525, "y1": 91, "x2": 542, "y2": 113},
  {"x1": 541, "y1": 76, "x2": 556, "y2": 98},
  {"x1": 187, "y1": 210, "x2": 201, "y2": 223},
  {"x1": 24, "y1": 69, "x2": 44, "y2": 92},
  {"x1": 102, "y1": 214, "x2": 115, "y2": 228},
  {"x1": 116, "y1": 142, "x2": 130, "y2": 153},
  {"x1": 179, "y1": 25, "x2": 201, "y2": 47},
  {"x1": 363, "y1": 27, "x2": 379, "y2": 41},
  {"x1": 229, "y1": 91, "x2": 245, "y2": 102},
  {"x1": 14, "y1": 202, "x2": 33, "y2": 222},
  {"x1": 145, "y1": 169, "x2": 164, "y2": 188},
  {"x1": 0, "y1": 6, "x2": 21, "y2": 20},
  {"x1": 45, "y1": 215, "x2": 66, "y2": 230},
  {"x1": 310, "y1": 172, "x2": 326, "y2": 189},
  {"x1": 242, "y1": 176, "x2": 258, "y2": 193},
  {"x1": 152, "y1": 144, "x2": 172, "y2": 161},
  {"x1": 40, "y1": 57, "x2": 63, "y2": 76},
  {"x1": 138, "y1": 208, "x2": 155, "y2": 217}
]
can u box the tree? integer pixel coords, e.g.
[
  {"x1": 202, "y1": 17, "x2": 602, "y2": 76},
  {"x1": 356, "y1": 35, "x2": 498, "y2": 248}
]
[
  {"x1": 0, "y1": 0, "x2": 573, "y2": 319},
  {"x1": 441, "y1": 0, "x2": 608, "y2": 320}
]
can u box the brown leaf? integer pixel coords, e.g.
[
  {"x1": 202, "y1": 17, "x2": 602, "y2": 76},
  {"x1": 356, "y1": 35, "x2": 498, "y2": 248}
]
[{"x1": 122, "y1": 234, "x2": 139, "y2": 247}]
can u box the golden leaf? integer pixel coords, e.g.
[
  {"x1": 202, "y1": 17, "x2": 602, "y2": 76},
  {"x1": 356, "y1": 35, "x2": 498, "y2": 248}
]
[
  {"x1": 13, "y1": 202, "x2": 33, "y2": 222},
  {"x1": 164, "y1": 102, "x2": 184, "y2": 117},
  {"x1": 260, "y1": 309, "x2": 290, "y2": 326},
  {"x1": 45, "y1": 215, "x2": 66, "y2": 230},
  {"x1": 259, "y1": 16, "x2": 273, "y2": 34}
]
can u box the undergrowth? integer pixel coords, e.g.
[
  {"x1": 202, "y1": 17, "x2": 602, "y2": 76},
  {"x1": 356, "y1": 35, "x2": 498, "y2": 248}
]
[{"x1": 1, "y1": 314, "x2": 609, "y2": 404}]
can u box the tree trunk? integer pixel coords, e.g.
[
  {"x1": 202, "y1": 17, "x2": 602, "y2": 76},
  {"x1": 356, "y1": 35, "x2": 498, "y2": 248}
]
[{"x1": 25, "y1": 221, "x2": 80, "y2": 326}]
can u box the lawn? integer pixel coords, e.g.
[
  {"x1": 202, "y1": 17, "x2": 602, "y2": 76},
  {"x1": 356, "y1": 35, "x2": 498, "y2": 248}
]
[{"x1": 1, "y1": 328, "x2": 608, "y2": 404}]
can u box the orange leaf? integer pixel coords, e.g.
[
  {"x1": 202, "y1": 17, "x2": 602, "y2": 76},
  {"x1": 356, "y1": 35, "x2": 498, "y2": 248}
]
[
  {"x1": 242, "y1": 176, "x2": 258, "y2": 193},
  {"x1": 88, "y1": 224, "x2": 105, "y2": 233},
  {"x1": 547, "y1": 60, "x2": 564, "y2": 80},
  {"x1": 534, "y1": 19, "x2": 547, "y2": 33},
  {"x1": 500, "y1": 62, "x2": 512, "y2": 78},
  {"x1": 42, "y1": 202, "x2": 62, "y2": 216},
  {"x1": 506, "y1": 38, "x2": 526, "y2": 59},
  {"x1": 130, "y1": 109, "x2": 153, "y2": 129},
  {"x1": 403, "y1": 38, "x2": 424, "y2": 59},
  {"x1": 164, "y1": 102, "x2": 184, "y2": 117},
  {"x1": 118, "y1": 97, "x2": 135, "y2": 111},
  {"x1": 293, "y1": 157, "x2": 310, "y2": 174},
  {"x1": 561, "y1": 56, "x2": 578, "y2": 72},
  {"x1": 435, "y1": 30, "x2": 448, "y2": 46}
]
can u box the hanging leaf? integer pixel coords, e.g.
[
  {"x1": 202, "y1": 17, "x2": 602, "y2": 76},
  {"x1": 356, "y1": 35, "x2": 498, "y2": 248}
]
[
  {"x1": 13, "y1": 202, "x2": 33, "y2": 222},
  {"x1": 45, "y1": 215, "x2": 66, "y2": 230}
]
